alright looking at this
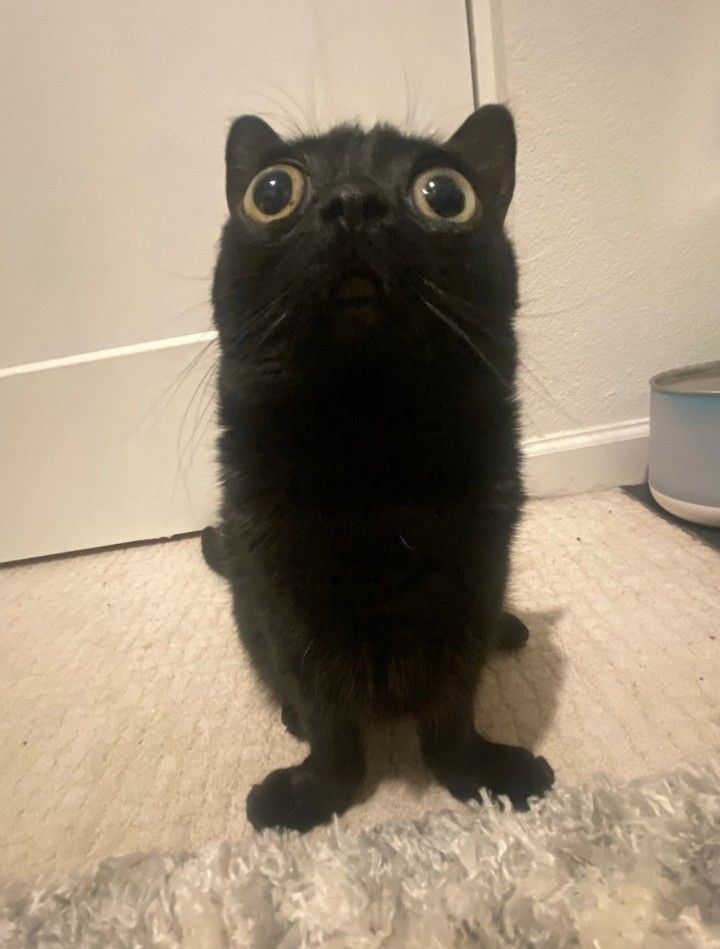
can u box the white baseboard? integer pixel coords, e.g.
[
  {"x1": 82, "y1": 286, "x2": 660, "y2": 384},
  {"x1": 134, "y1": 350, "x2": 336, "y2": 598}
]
[
  {"x1": 522, "y1": 418, "x2": 649, "y2": 498},
  {"x1": 1, "y1": 333, "x2": 649, "y2": 561}
]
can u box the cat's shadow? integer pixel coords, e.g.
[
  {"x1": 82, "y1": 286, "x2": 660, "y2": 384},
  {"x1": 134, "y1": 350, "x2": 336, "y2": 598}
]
[{"x1": 361, "y1": 607, "x2": 567, "y2": 799}]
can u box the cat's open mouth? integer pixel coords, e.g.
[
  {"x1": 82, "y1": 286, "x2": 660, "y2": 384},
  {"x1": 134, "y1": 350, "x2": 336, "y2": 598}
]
[{"x1": 331, "y1": 269, "x2": 382, "y2": 308}]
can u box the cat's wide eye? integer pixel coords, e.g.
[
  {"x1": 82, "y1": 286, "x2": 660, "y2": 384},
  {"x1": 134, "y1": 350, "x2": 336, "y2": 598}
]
[
  {"x1": 411, "y1": 167, "x2": 479, "y2": 224},
  {"x1": 243, "y1": 164, "x2": 306, "y2": 223}
]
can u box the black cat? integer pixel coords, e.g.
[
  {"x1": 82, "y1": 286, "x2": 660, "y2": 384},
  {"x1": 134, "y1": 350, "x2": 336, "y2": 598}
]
[{"x1": 205, "y1": 105, "x2": 554, "y2": 831}]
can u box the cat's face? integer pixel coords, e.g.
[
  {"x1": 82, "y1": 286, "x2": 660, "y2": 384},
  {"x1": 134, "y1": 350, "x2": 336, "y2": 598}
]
[{"x1": 213, "y1": 107, "x2": 518, "y2": 377}]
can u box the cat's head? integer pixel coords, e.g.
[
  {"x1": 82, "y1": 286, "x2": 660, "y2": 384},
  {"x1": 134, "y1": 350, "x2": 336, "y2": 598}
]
[{"x1": 213, "y1": 106, "x2": 518, "y2": 383}]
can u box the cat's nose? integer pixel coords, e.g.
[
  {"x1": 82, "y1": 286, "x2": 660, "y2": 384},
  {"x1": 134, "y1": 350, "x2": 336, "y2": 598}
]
[{"x1": 320, "y1": 184, "x2": 389, "y2": 228}]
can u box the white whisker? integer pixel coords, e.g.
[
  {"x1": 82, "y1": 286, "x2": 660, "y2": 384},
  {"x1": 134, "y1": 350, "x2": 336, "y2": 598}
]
[
  {"x1": 420, "y1": 296, "x2": 509, "y2": 387},
  {"x1": 252, "y1": 310, "x2": 291, "y2": 354}
]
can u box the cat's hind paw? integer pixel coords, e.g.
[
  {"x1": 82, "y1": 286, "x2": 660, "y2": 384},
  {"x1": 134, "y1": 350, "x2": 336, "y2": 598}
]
[{"x1": 495, "y1": 612, "x2": 530, "y2": 651}]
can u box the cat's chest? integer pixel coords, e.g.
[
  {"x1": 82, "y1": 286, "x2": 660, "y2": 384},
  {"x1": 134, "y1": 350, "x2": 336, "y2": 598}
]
[
  {"x1": 284, "y1": 369, "x2": 476, "y2": 452},
  {"x1": 276, "y1": 392, "x2": 480, "y2": 507},
  {"x1": 225, "y1": 361, "x2": 504, "y2": 507}
]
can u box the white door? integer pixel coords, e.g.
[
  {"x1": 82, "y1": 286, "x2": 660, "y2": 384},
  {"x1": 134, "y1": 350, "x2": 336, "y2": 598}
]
[{"x1": 0, "y1": 0, "x2": 486, "y2": 562}]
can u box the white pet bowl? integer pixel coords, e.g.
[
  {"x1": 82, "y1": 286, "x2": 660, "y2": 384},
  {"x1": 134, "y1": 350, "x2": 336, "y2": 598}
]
[{"x1": 648, "y1": 360, "x2": 720, "y2": 528}]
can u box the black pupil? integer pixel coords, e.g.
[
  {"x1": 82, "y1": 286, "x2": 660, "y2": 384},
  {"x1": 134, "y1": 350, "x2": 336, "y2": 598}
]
[
  {"x1": 422, "y1": 175, "x2": 465, "y2": 218},
  {"x1": 253, "y1": 169, "x2": 293, "y2": 216}
]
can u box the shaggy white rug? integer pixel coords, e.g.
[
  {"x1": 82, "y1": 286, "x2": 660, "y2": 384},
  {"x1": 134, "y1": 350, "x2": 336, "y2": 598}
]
[{"x1": 2, "y1": 759, "x2": 719, "y2": 948}]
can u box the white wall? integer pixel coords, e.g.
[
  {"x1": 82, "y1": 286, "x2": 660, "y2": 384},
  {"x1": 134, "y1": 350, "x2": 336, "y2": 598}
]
[
  {"x1": 4, "y1": 1, "x2": 719, "y2": 560},
  {"x1": 496, "y1": 0, "x2": 720, "y2": 491}
]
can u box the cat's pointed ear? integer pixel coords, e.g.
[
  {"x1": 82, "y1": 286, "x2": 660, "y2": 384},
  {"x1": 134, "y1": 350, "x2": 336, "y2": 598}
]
[
  {"x1": 445, "y1": 105, "x2": 516, "y2": 222},
  {"x1": 225, "y1": 115, "x2": 284, "y2": 215}
]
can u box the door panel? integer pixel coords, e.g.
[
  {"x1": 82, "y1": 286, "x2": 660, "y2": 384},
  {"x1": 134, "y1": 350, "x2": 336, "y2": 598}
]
[{"x1": 0, "y1": 0, "x2": 475, "y2": 561}]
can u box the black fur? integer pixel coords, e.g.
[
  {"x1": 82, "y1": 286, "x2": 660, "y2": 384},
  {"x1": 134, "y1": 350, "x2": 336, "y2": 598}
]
[{"x1": 208, "y1": 106, "x2": 554, "y2": 831}]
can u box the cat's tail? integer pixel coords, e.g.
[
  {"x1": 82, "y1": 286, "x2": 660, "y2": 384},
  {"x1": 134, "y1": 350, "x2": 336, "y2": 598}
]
[{"x1": 201, "y1": 526, "x2": 226, "y2": 577}]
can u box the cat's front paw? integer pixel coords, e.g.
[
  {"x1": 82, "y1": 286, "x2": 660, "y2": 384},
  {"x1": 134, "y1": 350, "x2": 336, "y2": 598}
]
[
  {"x1": 444, "y1": 741, "x2": 554, "y2": 811},
  {"x1": 481, "y1": 744, "x2": 554, "y2": 809},
  {"x1": 247, "y1": 764, "x2": 347, "y2": 832}
]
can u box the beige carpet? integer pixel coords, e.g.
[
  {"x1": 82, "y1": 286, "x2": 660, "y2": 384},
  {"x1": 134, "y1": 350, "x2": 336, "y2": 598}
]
[{"x1": 1, "y1": 489, "x2": 718, "y2": 888}]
